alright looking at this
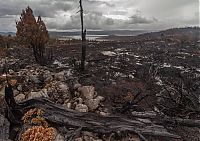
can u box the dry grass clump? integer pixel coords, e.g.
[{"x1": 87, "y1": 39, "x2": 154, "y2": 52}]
[{"x1": 21, "y1": 126, "x2": 56, "y2": 141}]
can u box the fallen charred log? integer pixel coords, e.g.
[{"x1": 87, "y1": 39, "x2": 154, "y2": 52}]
[
  {"x1": 4, "y1": 97, "x2": 181, "y2": 140},
  {"x1": 4, "y1": 84, "x2": 199, "y2": 141}
]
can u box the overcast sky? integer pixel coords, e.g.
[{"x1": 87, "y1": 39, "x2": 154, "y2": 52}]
[{"x1": 0, "y1": 0, "x2": 199, "y2": 32}]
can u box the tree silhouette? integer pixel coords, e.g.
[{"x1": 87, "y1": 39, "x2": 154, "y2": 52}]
[{"x1": 16, "y1": 6, "x2": 49, "y2": 65}]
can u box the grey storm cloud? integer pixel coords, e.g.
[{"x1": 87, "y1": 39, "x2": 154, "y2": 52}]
[
  {"x1": 33, "y1": 2, "x2": 73, "y2": 17},
  {"x1": 0, "y1": 0, "x2": 73, "y2": 18},
  {"x1": 128, "y1": 14, "x2": 158, "y2": 24},
  {"x1": 48, "y1": 11, "x2": 115, "y2": 30},
  {"x1": 0, "y1": 0, "x2": 199, "y2": 31}
]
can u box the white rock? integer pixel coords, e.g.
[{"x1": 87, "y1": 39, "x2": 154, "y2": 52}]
[
  {"x1": 96, "y1": 96, "x2": 105, "y2": 101},
  {"x1": 75, "y1": 104, "x2": 88, "y2": 112},
  {"x1": 78, "y1": 86, "x2": 95, "y2": 100},
  {"x1": 101, "y1": 51, "x2": 116, "y2": 56},
  {"x1": 27, "y1": 89, "x2": 49, "y2": 100},
  {"x1": 14, "y1": 94, "x2": 25, "y2": 103},
  {"x1": 67, "y1": 103, "x2": 72, "y2": 109},
  {"x1": 85, "y1": 98, "x2": 101, "y2": 111},
  {"x1": 17, "y1": 85, "x2": 22, "y2": 91},
  {"x1": 85, "y1": 96, "x2": 104, "y2": 111}
]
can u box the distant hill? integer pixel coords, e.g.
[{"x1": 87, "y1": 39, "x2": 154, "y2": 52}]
[
  {"x1": 0, "y1": 27, "x2": 199, "y2": 41},
  {"x1": 98, "y1": 27, "x2": 200, "y2": 41},
  {"x1": 136, "y1": 27, "x2": 200, "y2": 40},
  {"x1": 0, "y1": 30, "x2": 150, "y2": 38}
]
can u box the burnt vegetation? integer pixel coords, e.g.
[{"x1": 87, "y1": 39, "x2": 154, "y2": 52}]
[{"x1": 16, "y1": 7, "x2": 49, "y2": 65}]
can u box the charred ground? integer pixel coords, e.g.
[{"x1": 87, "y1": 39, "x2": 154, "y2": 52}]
[{"x1": 0, "y1": 27, "x2": 200, "y2": 140}]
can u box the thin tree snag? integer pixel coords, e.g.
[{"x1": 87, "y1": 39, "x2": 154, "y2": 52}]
[
  {"x1": 17, "y1": 98, "x2": 181, "y2": 139},
  {"x1": 79, "y1": 0, "x2": 86, "y2": 71},
  {"x1": 81, "y1": 29, "x2": 86, "y2": 71}
]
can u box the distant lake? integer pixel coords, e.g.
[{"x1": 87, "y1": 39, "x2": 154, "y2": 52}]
[
  {"x1": 67, "y1": 34, "x2": 109, "y2": 40},
  {"x1": 0, "y1": 30, "x2": 153, "y2": 41},
  {"x1": 52, "y1": 30, "x2": 152, "y2": 40}
]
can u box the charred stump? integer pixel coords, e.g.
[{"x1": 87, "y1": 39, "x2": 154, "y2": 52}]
[{"x1": 4, "y1": 84, "x2": 23, "y2": 140}]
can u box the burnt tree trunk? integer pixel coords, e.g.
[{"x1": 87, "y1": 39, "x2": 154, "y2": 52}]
[
  {"x1": 31, "y1": 44, "x2": 46, "y2": 65},
  {"x1": 80, "y1": 0, "x2": 86, "y2": 71},
  {"x1": 4, "y1": 85, "x2": 23, "y2": 140},
  {"x1": 5, "y1": 84, "x2": 17, "y2": 110}
]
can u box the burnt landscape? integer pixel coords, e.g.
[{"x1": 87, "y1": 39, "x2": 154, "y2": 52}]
[
  {"x1": 0, "y1": 0, "x2": 200, "y2": 140},
  {"x1": 0, "y1": 26, "x2": 200, "y2": 141}
]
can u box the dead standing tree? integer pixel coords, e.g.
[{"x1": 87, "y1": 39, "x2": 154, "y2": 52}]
[
  {"x1": 16, "y1": 7, "x2": 49, "y2": 65},
  {"x1": 79, "y1": 0, "x2": 86, "y2": 71}
]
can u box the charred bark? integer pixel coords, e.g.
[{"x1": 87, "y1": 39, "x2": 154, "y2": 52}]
[
  {"x1": 5, "y1": 84, "x2": 17, "y2": 110},
  {"x1": 4, "y1": 84, "x2": 23, "y2": 140},
  {"x1": 80, "y1": 0, "x2": 86, "y2": 71},
  {"x1": 31, "y1": 44, "x2": 46, "y2": 65}
]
